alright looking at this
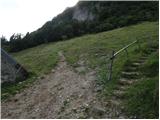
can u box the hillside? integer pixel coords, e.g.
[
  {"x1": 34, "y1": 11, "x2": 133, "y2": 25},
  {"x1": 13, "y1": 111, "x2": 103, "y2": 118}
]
[
  {"x1": 2, "y1": 22, "x2": 159, "y2": 118},
  {"x1": 3, "y1": 1, "x2": 158, "y2": 52}
]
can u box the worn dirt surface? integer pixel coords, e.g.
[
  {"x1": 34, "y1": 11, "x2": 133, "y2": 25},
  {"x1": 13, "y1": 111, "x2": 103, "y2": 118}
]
[
  {"x1": 2, "y1": 49, "x2": 152, "y2": 119},
  {"x1": 1, "y1": 51, "x2": 108, "y2": 119},
  {"x1": 1, "y1": 46, "x2": 157, "y2": 119}
]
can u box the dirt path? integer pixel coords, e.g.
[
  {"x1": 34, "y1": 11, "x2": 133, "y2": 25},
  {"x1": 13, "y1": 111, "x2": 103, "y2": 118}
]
[
  {"x1": 1, "y1": 51, "x2": 107, "y2": 119},
  {"x1": 3, "y1": 49, "x2": 155, "y2": 119}
]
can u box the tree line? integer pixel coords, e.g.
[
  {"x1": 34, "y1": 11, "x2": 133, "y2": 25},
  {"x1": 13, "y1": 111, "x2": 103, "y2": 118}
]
[{"x1": 1, "y1": 1, "x2": 159, "y2": 52}]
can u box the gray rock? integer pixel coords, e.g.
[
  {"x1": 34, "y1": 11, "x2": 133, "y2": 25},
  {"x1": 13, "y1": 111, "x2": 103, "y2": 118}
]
[
  {"x1": 75, "y1": 66, "x2": 86, "y2": 73},
  {"x1": 51, "y1": 69, "x2": 55, "y2": 73},
  {"x1": 95, "y1": 86, "x2": 103, "y2": 92},
  {"x1": 40, "y1": 76, "x2": 45, "y2": 79},
  {"x1": 77, "y1": 60, "x2": 85, "y2": 66},
  {"x1": 91, "y1": 106, "x2": 106, "y2": 116},
  {"x1": 119, "y1": 116, "x2": 125, "y2": 119},
  {"x1": 78, "y1": 94, "x2": 83, "y2": 98},
  {"x1": 72, "y1": 108, "x2": 77, "y2": 113}
]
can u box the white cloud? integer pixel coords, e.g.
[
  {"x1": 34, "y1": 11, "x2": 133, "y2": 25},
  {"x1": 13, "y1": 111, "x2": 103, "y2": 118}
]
[{"x1": 0, "y1": 0, "x2": 78, "y2": 39}]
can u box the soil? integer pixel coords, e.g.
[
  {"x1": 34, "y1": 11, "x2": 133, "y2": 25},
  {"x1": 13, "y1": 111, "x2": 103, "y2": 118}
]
[{"x1": 1, "y1": 51, "x2": 107, "y2": 119}]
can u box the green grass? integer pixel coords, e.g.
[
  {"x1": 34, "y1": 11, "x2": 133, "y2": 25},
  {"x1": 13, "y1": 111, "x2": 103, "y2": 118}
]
[
  {"x1": 124, "y1": 51, "x2": 159, "y2": 118},
  {"x1": 2, "y1": 44, "x2": 59, "y2": 100},
  {"x1": 1, "y1": 74, "x2": 37, "y2": 100},
  {"x1": 125, "y1": 77, "x2": 159, "y2": 118},
  {"x1": 1, "y1": 21, "x2": 158, "y2": 101},
  {"x1": 140, "y1": 51, "x2": 159, "y2": 77},
  {"x1": 12, "y1": 43, "x2": 59, "y2": 75}
]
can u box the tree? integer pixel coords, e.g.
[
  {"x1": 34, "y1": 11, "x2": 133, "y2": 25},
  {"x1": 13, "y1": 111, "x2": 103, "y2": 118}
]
[
  {"x1": 6, "y1": 1, "x2": 159, "y2": 52},
  {"x1": 1, "y1": 36, "x2": 8, "y2": 45},
  {"x1": 1, "y1": 36, "x2": 10, "y2": 51},
  {"x1": 9, "y1": 33, "x2": 23, "y2": 52}
]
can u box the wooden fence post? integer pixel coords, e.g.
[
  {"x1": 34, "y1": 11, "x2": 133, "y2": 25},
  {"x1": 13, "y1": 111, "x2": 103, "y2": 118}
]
[
  {"x1": 107, "y1": 40, "x2": 137, "y2": 81},
  {"x1": 125, "y1": 48, "x2": 129, "y2": 59},
  {"x1": 137, "y1": 40, "x2": 141, "y2": 50},
  {"x1": 108, "y1": 50, "x2": 115, "y2": 81}
]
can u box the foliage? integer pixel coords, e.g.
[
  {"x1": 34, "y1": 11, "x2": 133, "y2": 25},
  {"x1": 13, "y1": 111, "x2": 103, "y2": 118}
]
[
  {"x1": 1, "y1": 36, "x2": 10, "y2": 51},
  {"x1": 5, "y1": 1, "x2": 159, "y2": 52},
  {"x1": 9, "y1": 34, "x2": 24, "y2": 52},
  {"x1": 124, "y1": 52, "x2": 159, "y2": 118},
  {"x1": 123, "y1": 47, "x2": 159, "y2": 118},
  {"x1": 140, "y1": 51, "x2": 159, "y2": 77},
  {"x1": 125, "y1": 77, "x2": 158, "y2": 118}
]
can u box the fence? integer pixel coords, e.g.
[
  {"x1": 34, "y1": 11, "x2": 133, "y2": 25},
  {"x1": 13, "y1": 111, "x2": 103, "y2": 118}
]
[{"x1": 107, "y1": 40, "x2": 140, "y2": 81}]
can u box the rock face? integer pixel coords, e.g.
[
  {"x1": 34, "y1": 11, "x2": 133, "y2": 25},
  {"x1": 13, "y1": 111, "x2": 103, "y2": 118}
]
[
  {"x1": 1, "y1": 58, "x2": 15, "y2": 83},
  {"x1": 73, "y1": 6, "x2": 94, "y2": 22},
  {"x1": 1, "y1": 49, "x2": 28, "y2": 83}
]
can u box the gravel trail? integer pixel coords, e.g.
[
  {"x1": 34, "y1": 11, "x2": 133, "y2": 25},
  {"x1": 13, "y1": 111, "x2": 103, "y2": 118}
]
[{"x1": 1, "y1": 51, "x2": 106, "y2": 119}]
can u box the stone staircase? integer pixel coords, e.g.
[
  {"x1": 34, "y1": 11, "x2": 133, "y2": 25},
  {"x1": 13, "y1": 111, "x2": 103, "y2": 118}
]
[{"x1": 104, "y1": 46, "x2": 158, "y2": 118}]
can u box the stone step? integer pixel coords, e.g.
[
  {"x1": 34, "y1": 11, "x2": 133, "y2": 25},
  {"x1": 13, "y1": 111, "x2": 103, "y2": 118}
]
[
  {"x1": 112, "y1": 90, "x2": 125, "y2": 98},
  {"x1": 115, "y1": 85, "x2": 128, "y2": 91},
  {"x1": 131, "y1": 62, "x2": 141, "y2": 67},
  {"x1": 150, "y1": 48, "x2": 156, "y2": 52},
  {"x1": 121, "y1": 71, "x2": 139, "y2": 75},
  {"x1": 107, "y1": 99, "x2": 121, "y2": 106},
  {"x1": 121, "y1": 72, "x2": 139, "y2": 79},
  {"x1": 148, "y1": 47, "x2": 157, "y2": 52},
  {"x1": 124, "y1": 67, "x2": 138, "y2": 72},
  {"x1": 139, "y1": 56, "x2": 148, "y2": 60},
  {"x1": 143, "y1": 48, "x2": 157, "y2": 55},
  {"x1": 134, "y1": 60, "x2": 145, "y2": 64},
  {"x1": 121, "y1": 75, "x2": 139, "y2": 79},
  {"x1": 118, "y1": 79, "x2": 137, "y2": 85}
]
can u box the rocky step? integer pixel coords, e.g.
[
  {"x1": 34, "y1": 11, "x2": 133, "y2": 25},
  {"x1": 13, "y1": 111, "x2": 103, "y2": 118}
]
[
  {"x1": 123, "y1": 67, "x2": 138, "y2": 72},
  {"x1": 112, "y1": 90, "x2": 125, "y2": 98},
  {"x1": 121, "y1": 71, "x2": 139, "y2": 79},
  {"x1": 143, "y1": 50, "x2": 156, "y2": 55},
  {"x1": 115, "y1": 85, "x2": 128, "y2": 91},
  {"x1": 133, "y1": 59, "x2": 145, "y2": 64},
  {"x1": 130, "y1": 62, "x2": 141, "y2": 67},
  {"x1": 89, "y1": 106, "x2": 106, "y2": 118},
  {"x1": 75, "y1": 66, "x2": 86, "y2": 73},
  {"x1": 151, "y1": 48, "x2": 158, "y2": 52},
  {"x1": 149, "y1": 48, "x2": 157, "y2": 52},
  {"x1": 118, "y1": 79, "x2": 137, "y2": 85},
  {"x1": 147, "y1": 47, "x2": 157, "y2": 52},
  {"x1": 107, "y1": 99, "x2": 121, "y2": 106},
  {"x1": 139, "y1": 56, "x2": 148, "y2": 60},
  {"x1": 121, "y1": 71, "x2": 139, "y2": 75}
]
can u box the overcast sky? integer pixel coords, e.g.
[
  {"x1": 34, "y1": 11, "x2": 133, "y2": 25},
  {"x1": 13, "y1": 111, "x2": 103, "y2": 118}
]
[{"x1": 0, "y1": 0, "x2": 79, "y2": 40}]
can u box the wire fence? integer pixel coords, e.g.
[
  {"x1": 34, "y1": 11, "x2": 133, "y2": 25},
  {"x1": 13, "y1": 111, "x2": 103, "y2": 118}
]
[{"x1": 107, "y1": 40, "x2": 140, "y2": 81}]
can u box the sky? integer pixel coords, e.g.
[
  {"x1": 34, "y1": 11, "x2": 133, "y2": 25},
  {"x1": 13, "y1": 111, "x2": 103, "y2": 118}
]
[{"x1": 0, "y1": 0, "x2": 79, "y2": 40}]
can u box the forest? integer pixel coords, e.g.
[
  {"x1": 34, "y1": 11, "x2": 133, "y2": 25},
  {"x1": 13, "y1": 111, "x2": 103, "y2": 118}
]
[{"x1": 1, "y1": 1, "x2": 159, "y2": 52}]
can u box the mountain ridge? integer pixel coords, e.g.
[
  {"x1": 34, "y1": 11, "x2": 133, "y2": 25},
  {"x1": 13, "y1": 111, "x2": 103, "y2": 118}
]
[{"x1": 2, "y1": 1, "x2": 158, "y2": 52}]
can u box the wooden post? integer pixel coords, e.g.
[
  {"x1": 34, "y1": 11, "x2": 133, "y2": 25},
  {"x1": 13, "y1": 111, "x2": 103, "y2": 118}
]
[
  {"x1": 137, "y1": 40, "x2": 141, "y2": 50},
  {"x1": 106, "y1": 40, "x2": 137, "y2": 81},
  {"x1": 125, "y1": 48, "x2": 129, "y2": 59},
  {"x1": 148, "y1": 36, "x2": 151, "y2": 47},
  {"x1": 108, "y1": 50, "x2": 115, "y2": 81}
]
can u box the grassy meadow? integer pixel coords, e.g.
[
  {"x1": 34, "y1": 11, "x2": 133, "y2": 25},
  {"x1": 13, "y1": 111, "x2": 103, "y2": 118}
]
[{"x1": 2, "y1": 22, "x2": 159, "y2": 118}]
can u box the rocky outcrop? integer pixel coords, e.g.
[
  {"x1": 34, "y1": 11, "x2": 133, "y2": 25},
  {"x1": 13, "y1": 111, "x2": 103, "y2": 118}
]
[
  {"x1": 1, "y1": 49, "x2": 28, "y2": 83},
  {"x1": 73, "y1": 6, "x2": 94, "y2": 21}
]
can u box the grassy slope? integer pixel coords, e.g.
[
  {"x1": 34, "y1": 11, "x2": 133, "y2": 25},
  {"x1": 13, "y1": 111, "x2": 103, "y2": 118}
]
[
  {"x1": 2, "y1": 22, "x2": 159, "y2": 117},
  {"x1": 124, "y1": 52, "x2": 159, "y2": 118},
  {"x1": 12, "y1": 22, "x2": 158, "y2": 77}
]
